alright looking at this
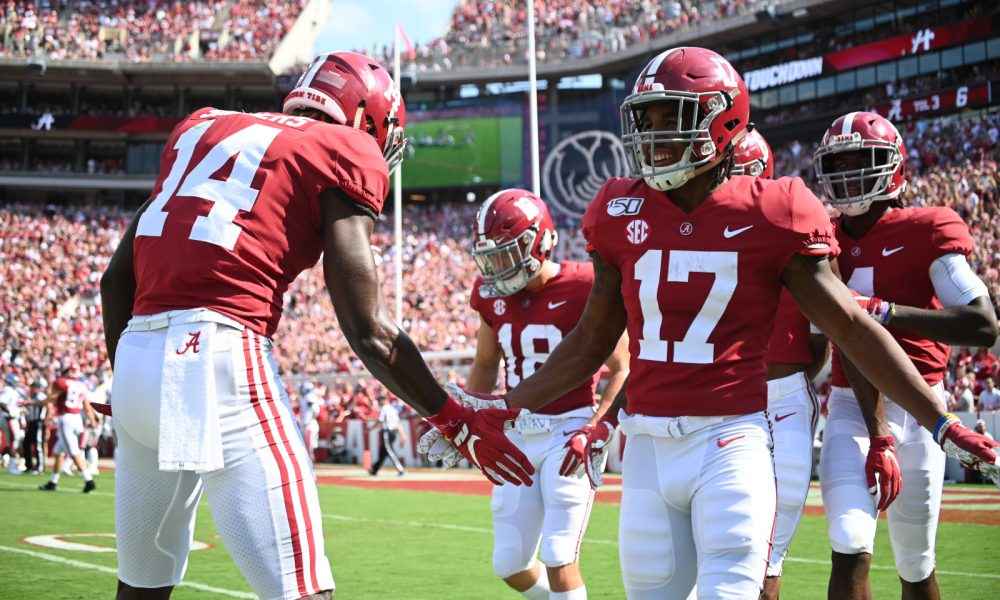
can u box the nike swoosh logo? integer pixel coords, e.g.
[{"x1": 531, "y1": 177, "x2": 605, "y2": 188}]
[
  {"x1": 723, "y1": 225, "x2": 753, "y2": 238},
  {"x1": 548, "y1": 301, "x2": 567, "y2": 309},
  {"x1": 774, "y1": 412, "x2": 796, "y2": 422},
  {"x1": 882, "y1": 246, "x2": 904, "y2": 256},
  {"x1": 466, "y1": 434, "x2": 481, "y2": 467},
  {"x1": 716, "y1": 435, "x2": 745, "y2": 448}
]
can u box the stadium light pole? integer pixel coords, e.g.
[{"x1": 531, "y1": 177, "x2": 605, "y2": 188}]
[
  {"x1": 393, "y1": 26, "x2": 404, "y2": 325},
  {"x1": 527, "y1": 0, "x2": 540, "y2": 195}
]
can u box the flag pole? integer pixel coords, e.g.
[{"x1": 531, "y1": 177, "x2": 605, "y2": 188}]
[
  {"x1": 393, "y1": 25, "x2": 403, "y2": 325},
  {"x1": 527, "y1": 0, "x2": 540, "y2": 195}
]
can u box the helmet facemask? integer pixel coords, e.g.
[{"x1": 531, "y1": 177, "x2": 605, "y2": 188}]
[
  {"x1": 814, "y1": 141, "x2": 904, "y2": 216},
  {"x1": 472, "y1": 226, "x2": 540, "y2": 297},
  {"x1": 621, "y1": 91, "x2": 733, "y2": 191}
]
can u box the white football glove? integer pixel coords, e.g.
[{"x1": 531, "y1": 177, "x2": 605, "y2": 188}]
[{"x1": 417, "y1": 383, "x2": 514, "y2": 469}]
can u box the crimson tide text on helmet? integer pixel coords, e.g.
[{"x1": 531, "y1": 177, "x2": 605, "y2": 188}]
[
  {"x1": 283, "y1": 51, "x2": 407, "y2": 173},
  {"x1": 472, "y1": 189, "x2": 558, "y2": 297},
  {"x1": 813, "y1": 111, "x2": 907, "y2": 216},
  {"x1": 621, "y1": 47, "x2": 750, "y2": 191},
  {"x1": 731, "y1": 127, "x2": 773, "y2": 178}
]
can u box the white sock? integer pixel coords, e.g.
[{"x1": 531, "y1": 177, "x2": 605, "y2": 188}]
[
  {"x1": 86, "y1": 447, "x2": 98, "y2": 471},
  {"x1": 520, "y1": 568, "x2": 551, "y2": 599},
  {"x1": 82, "y1": 469, "x2": 93, "y2": 483},
  {"x1": 50, "y1": 473, "x2": 60, "y2": 484},
  {"x1": 551, "y1": 586, "x2": 587, "y2": 600}
]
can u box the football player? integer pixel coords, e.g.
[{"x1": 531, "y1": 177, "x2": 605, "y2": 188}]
[
  {"x1": 427, "y1": 47, "x2": 998, "y2": 598},
  {"x1": 733, "y1": 129, "x2": 830, "y2": 600},
  {"x1": 38, "y1": 364, "x2": 97, "y2": 492},
  {"x1": 814, "y1": 111, "x2": 999, "y2": 600},
  {"x1": 465, "y1": 189, "x2": 629, "y2": 599},
  {"x1": 298, "y1": 381, "x2": 322, "y2": 463},
  {"x1": 99, "y1": 51, "x2": 533, "y2": 600},
  {"x1": 0, "y1": 373, "x2": 25, "y2": 474}
]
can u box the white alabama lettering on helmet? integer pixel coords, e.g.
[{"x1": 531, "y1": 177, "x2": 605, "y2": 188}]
[{"x1": 514, "y1": 196, "x2": 540, "y2": 220}]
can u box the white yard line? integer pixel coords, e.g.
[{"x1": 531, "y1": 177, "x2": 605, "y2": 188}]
[{"x1": 0, "y1": 546, "x2": 256, "y2": 598}]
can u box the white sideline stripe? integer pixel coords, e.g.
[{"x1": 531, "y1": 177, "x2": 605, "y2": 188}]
[
  {"x1": 0, "y1": 479, "x2": 115, "y2": 497},
  {"x1": 0, "y1": 546, "x2": 256, "y2": 598},
  {"x1": 323, "y1": 514, "x2": 1000, "y2": 579}
]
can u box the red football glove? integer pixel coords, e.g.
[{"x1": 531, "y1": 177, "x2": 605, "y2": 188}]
[
  {"x1": 865, "y1": 435, "x2": 902, "y2": 511},
  {"x1": 935, "y1": 414, "x2": 1000, "y2": 488},
  {"x1": 854, "y1": 293, "x2": 895, "y2": 325},
  {"x1": 558, "y1": 418, "x2": 615, "y2": 489},
  {"x1": 426, "y1": 396, "x2": 535, "y2": 487}
]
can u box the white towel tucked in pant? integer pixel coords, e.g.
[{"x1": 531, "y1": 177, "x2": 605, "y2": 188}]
[{"x1": 158, "y1": 321, "x2": 223, "y2": 472}]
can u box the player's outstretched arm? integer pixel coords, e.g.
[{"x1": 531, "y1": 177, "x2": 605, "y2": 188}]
[
  {"x1": 784, "y1": 253, "x2": 999, "y2": 482},
  {"x1": 506, "y1": 252, "x2": 628, "y2": 412},
  {"x1": 784, "y1": 253, "x2": 944, "y2": 429},
  {"x1": 886, "y1": 297, "x2": 998, "y2": 348},
  {"x1": 321, "y1": 190, "x2": 534, "y2": 485},
  {"x1": 100, "y1": 198, "x2": 150, "y2": 369}
]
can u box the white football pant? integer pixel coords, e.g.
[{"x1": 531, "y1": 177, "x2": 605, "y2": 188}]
[
  {"x1": 765, "y1": 372, "x2": 818, "y2": 577},
  {"x1": 53, "y1": 413, "x2": 84, "y2": 457},
  {"x1": 618, "y1": 411, "x2": 775, "y2": 599},
  {"x1": 491, "y1": 409, "x2": 596, "y2": 578},
  {"x1": 112, "y1": 314, "x2": 334, "y2": 600},
  {"x1": 820, "y1": 384, "x2": 945, "y2": 583}
]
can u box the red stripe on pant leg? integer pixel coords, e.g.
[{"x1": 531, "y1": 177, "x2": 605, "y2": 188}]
[
  {"x1": 242, "y1": 330, "x2": 308, "y2": 598},
  {"x1": 253, "y1": 335, "x2": 320, "y2": 594}
]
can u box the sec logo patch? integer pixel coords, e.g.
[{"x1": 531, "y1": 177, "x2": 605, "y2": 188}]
[
  {"x1": 493, "y1": 299, "x2": 506, "y2": 315},
  {"x1": 626, "y1": 219, "x2": 649, "y2": 245}
]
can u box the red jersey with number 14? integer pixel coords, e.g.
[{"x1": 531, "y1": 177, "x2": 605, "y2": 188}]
[
  {"x1": 470, "y1": 261, "x2": 598, "y2": 415},
  {"x1": 831, "y1": 206, "x2": 973, "y2": 387},
  {"x1": 132, "y1": 107, "x2": 389, "y2": 337},
  {"x1": 583, "y1": 175, "x2": 833, "y2": 417}
]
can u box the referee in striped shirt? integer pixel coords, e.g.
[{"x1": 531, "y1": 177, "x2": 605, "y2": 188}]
[
  {"x1": 368, "y1": 396, "x2": 406, "y2": 476},
  {"x1": 23, "y1": 379, "x2": 47, "y2": 474}
]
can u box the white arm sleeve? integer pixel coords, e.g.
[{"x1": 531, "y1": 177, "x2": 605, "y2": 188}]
[{"x1": 928, "y1": 253, "x2": 989, "y2": 308}]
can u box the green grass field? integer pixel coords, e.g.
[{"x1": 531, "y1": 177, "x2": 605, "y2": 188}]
[{"x1": 0, "y1": 469, "x2": 997, "y2": 599}]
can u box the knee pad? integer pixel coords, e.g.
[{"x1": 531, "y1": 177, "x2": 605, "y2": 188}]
[
  {"x1": 895, "y1": 552, "x2": 935, "y2": 583},
  {"x1": 493, "y1": 548, "x2": 535, "y2": 580},
  {"x1": 827, "y1": 511, "x2": 875, "y2": 555},
  {"x1": 539, "y1": 536, "x2": 577, "y2": 569}
]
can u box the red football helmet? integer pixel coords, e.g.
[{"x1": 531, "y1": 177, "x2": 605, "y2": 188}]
[
  {"x1": 283, "y1": 51, "x2": 407, "y2": 172},
  {"x1": 621, "y1": 47, "x2": 750, "y2": 191},
  {"x1": 472, "y1": 189, "x2": 557, "y2": 297},
  {"x1": 731, "y1": 127, "x2": 773, "y2": 178},
  {"x1": 814, "y1": 111, "x2": 907, "y2": 216}
]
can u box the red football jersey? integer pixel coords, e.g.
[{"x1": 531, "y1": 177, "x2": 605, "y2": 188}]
[
  {"x1": 470, "y1": 261, "x2": 599, "y2": 415},
  {"x1": 831, "y1": 206, "x2": 973, "y2": 387},
  {"x1": 53, "y1": 377, "x2": 88, "y2": 415},
  {"x1": 765, "y1": 289, "x2": 812, "y2": 365},
  {"x1": 583, "y1": 175, "x2": 833, "y2": 417},
  {"x1": 133, "y1": 107, "x2": 389, "y2": 337}
]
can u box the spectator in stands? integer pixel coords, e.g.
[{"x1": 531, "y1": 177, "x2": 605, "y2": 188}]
[
  {"x1": 971, "y1": 346, "x2": 1000, "y2": 391},
  {"x1": 978, "y1": 377, "x2": 1000, "y2": 412},
  {"x1": 950, "y1": 377, "x2": 975, "y2": 413},
  {"x1": 975, "y1": 419, "x2": 994, "y2": 440}
]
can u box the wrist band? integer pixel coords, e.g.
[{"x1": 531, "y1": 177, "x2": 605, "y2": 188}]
[
  {"x1": 933, "y1": 413, "x2": 959, "y2": 445},
  {"x1": 426, "y1": 396, "x2": 462, "y2": 438},
  {"x1": 881, "y1": 302, "x2": 896, "y2": 326}
]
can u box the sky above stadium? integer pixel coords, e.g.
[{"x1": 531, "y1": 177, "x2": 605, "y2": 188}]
[{"x1": 315, "y1": 0, "x2": 455, "y2": 57}]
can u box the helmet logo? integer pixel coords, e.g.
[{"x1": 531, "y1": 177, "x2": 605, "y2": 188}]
[
  {"x1": 626, "y1": 219, "x2": 650, "y2": 245},
  {"x1": 493, "y1": 299, "x2": 506, "y2": 315},
  {"x1": 680, "y1": 222, "x2": 694, "y2": 236},
  {"x1": 709, "y1": 56, "x2": 739, "y2": 88},
  {"x1": 316, "y1": 71, "x2": 347, "y2": 89},
  {"x1": 514, "y1": 196, "x2": 540, "y2": 220}
]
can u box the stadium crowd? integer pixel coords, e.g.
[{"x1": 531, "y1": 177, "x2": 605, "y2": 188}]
[
  {"x1": 1, "y1": 112, "x2": 999, "y2": 451},
  {"x1": 0, "y1": 0, "x2": 305, "y2": 62}
]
